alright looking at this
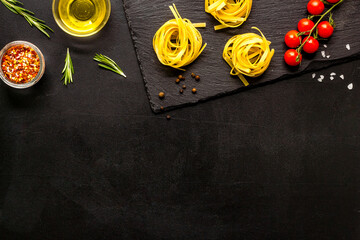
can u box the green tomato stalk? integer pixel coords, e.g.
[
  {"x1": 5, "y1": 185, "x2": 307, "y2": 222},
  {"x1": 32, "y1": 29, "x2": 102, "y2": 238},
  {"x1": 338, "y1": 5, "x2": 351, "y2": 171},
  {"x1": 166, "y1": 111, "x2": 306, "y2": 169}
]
[{"x1": 295, "y1": 0, "x2": 344, "y2": 62}]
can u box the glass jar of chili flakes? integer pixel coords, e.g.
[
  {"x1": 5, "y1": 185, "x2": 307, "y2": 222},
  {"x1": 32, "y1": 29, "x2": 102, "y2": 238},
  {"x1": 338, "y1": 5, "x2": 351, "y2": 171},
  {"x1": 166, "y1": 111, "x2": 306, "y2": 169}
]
[{"x1": 0, "y1": 41, "x2": 45, "y2": 89}]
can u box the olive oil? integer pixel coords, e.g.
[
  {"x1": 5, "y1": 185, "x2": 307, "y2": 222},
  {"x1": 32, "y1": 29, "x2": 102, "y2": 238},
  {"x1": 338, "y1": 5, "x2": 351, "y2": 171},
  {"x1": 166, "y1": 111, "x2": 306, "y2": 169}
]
[{"x1": 58, "y1": 0, "x2": 108, "y2": 35}]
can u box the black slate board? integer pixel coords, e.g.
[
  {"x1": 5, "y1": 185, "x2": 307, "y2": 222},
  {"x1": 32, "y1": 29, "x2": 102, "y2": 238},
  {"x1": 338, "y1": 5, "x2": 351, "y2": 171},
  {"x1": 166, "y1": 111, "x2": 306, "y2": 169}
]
[{"x1": 122, "y1": 0, "x2": 360, "y2": 113}]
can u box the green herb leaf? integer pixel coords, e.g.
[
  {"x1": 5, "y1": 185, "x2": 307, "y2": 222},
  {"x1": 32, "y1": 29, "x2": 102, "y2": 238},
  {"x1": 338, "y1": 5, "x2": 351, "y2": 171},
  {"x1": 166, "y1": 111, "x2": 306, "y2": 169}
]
[
  {"x1": 93, "y1": 54, "x2": 126, "y2": 78},
  {"x1": 0, "y1": 0, "x2": 53, "y2": 38},
  {"x1": 62, "y1": 48, "x2": 74, "y2": 86}
]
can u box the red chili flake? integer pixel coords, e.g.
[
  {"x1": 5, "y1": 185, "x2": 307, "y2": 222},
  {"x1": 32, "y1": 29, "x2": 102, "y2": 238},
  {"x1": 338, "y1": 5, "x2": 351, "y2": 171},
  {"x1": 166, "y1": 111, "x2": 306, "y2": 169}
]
[{"x1": 1, "y1": 45, "x2": 40, "y2": 84}]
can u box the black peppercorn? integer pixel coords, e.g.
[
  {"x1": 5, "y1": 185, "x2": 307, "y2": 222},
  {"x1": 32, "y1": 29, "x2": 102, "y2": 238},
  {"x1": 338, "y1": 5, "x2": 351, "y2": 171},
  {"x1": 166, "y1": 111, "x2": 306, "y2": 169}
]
[
  {"x1": 182, "y1": 85, "x2": 186, "y2": 89},
  {"x1": 176, "y1": 78, "x2": 180, "y2": 84},
  {"x1": 166, "y1": 115, "x2": 171, "y2": 120},
  {"x1": 191, "y1": 73, "x2": 196, "y2": 78},
  {"x1": 192, "y1": 88, "x2": 197, "y2": 94},
  {"x1": 159, "y1": 92, "x2": 165, "y2": 99},
  {"x1": 195, "y1": 75, "x2": 200, "y2": 81},
  {"x1": 179, "y1": 89, "x2": 184, "y2": 94}
]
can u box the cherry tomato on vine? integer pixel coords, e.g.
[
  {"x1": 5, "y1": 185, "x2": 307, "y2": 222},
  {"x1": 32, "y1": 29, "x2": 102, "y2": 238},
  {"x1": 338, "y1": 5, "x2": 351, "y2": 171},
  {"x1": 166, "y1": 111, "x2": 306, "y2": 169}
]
[
  {"x1": 317, "y1": 21, "x2": 334, "y2": 38},
  {"x1": 307, "y1": 0, "x2": 325, "y2": 15},
  {"x1": 284, "y1": 30, "x2": 302, "y2": 48},
  {"x1": 303, "y1": 36, "x2": 319, "y2": 54},
  {"x1": 298, "y1": 18, "x2": 315, "y2": 35},
  {"x1": 284, "y1": 49, "x2": 302, "y2": 66},
  {"x1": 326, "y1": 0, "x2": 340, "y2": 3}
]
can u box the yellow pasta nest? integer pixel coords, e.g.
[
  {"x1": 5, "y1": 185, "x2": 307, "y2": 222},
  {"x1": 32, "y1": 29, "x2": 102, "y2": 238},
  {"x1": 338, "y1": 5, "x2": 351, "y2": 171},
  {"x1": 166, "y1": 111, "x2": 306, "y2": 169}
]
[
  {"x1": 223, "y1": 27, "x2": 275, "y2": 86},
  {"x1": 153, "y1": 4, "x2": 207, "y2": 70},
  {"x1": 205, "y1": 0, "x2": 252, "y2": 30}
]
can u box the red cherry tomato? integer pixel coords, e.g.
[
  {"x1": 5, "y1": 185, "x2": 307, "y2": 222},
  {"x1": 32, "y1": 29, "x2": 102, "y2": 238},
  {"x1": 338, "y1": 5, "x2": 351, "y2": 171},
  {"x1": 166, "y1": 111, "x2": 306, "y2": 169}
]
[
  {"x1": 284, "y1": 30, "x2": 302, "y2": 48},
  {"x1": 303, "y1": 36, "x2": 319, "y2": 54},
  {"x1": 284, "y1": 49, "x2": 302, "y2": 66},
  {"x1": 307, "y1": 0, "x2": 325, "y2": 15},
  {"x1": 326, "y1": 0, "x2": 340, "y2": 3},
  {"x1": 317, "y1": 21, "x2": 334, "y2": 38},
  {"x1": 298, "y1": 18, "x2": 315, "y2": 35}
]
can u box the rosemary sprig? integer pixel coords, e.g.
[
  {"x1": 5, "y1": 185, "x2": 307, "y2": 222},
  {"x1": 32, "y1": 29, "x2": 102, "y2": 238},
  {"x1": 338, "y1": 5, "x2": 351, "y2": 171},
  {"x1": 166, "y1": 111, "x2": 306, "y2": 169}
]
[
  {"x1": 93, "y1": 54, "x2": 126, "y2": 78},
  {"x1": 61, "y1": 48, "x2": 74, "y2": 86},
  {"x1": 0, "y1": 0, "x2": 53, "y2": 38}
]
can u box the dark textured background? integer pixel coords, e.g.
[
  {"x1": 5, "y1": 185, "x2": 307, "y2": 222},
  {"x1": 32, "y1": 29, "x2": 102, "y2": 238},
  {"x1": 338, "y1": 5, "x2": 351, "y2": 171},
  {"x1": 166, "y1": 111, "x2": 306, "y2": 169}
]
[
  {"x1": 123, "y1": 0, "x2": 360, "y2": 112},
  {"x1": 1, "y1": 0, "x2": 360, "y2": 239}
]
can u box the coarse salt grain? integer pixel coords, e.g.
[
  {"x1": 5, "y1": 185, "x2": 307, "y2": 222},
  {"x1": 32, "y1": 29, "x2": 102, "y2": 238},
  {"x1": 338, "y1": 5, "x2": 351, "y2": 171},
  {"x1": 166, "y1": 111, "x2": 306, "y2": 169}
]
[
  {"x1": 312, "y1": 73, "x2": 316, "y2": 79},
  {"x1": 330, "y1": 76, "x2": 334, "y2": 81},
  {"x1": 330, "y1": 72, "x2": 336, "y2": 76},
  {"x1": 318, "y1": 75, "x2": 324, "y2": 82},
  {"x1": 347, "y1": 83, "x2": 353, "y2": 90},
  {"x1": 326, "y1": 55, "x2": 330, "y2": 59},
  {"x1": 340, "y1": 74, "x2": 344, "y2": 80},
  {"x1": 346, "y1": 44, "x2": 350, "y2": 50},
  {"x1": 321, "y1": 51, "x2": 326, "y2": 58},
  {"x1": 323, "y1": 44, "x2": 327, "y2": 48}
]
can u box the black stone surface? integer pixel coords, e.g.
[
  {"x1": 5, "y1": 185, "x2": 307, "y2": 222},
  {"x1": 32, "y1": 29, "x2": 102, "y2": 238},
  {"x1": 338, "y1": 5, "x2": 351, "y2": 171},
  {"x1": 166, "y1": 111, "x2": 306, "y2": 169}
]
[
  {"x1": 1, "y1": 0, "x2": 360, "y2": 239},
  {"x1": 123, "y1": 0, "x2": 360, "y2": 112}
]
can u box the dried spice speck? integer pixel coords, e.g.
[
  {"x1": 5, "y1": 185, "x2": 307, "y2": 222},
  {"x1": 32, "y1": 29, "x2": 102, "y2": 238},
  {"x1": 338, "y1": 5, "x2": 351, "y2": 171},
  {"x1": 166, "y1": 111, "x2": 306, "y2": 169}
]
[
  {"x1": 179, "y1": 89, "x2": 184, "y2": 94},
  {"x1": 159, "y1": 92, "x2": 165, "y2": 99},
  {"x1": 160, "y1": 106, "x2": 164, "y2": 111},
  {"x1": 166, "y1": 115, "x2": 171, "y2": 120},
  {"x1": 191, "y1": 73, "x2": 196, "y2": 78}
]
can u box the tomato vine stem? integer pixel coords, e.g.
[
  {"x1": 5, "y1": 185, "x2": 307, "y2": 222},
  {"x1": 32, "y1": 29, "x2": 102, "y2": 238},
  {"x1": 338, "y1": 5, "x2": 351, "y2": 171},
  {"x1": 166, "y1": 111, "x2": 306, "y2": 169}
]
[{"x1": 296, "y1": 0, "x2": 344, "y2": 60}]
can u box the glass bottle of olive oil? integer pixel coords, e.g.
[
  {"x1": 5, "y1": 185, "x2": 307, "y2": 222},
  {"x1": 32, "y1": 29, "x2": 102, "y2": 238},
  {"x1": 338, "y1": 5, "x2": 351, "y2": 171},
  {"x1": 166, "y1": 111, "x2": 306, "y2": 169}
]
[{"x1": 58, "y1": 0, "x2": 108, "y2": 34}]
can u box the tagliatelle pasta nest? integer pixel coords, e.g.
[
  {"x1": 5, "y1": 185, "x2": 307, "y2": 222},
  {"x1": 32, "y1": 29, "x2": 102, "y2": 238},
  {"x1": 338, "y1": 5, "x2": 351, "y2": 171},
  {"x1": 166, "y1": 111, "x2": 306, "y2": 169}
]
[
  {"x1": 205, "y1": 0, "x2": 252, "y2": 30},
  {"x1": 153, "y1": 4, "x2": 207, "y2": 70},
  {"x1": 223, "y1": 27, "x2": 275, "y2": 86}
]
